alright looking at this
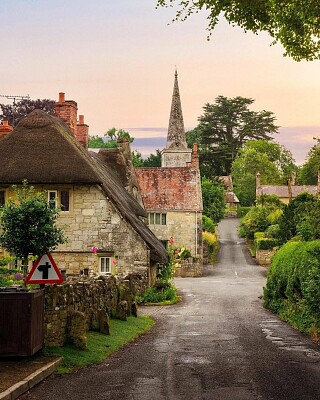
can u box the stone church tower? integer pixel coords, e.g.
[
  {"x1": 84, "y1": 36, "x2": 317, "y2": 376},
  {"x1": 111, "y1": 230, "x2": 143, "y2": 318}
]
[{"x1": 161, "y1": 70, "x2": 192, "y2": 167}]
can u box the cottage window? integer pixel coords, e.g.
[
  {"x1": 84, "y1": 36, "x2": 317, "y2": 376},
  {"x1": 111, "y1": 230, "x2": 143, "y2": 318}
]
[
  {"x1": 99, "y1": 257, "x2": 111, "y2": 274},
  {"x1": 0, "y1": 191, "x2": 5, "y2": 207},
  {"x1": 60, "y1": 190, "x2": 70, "y2": 212},
  {"x1": 48, "y1": 191, "x2": 58, "y2": 209},
  {"x1": 148, "y1": 212, "x2": 167, "y2": 225}
]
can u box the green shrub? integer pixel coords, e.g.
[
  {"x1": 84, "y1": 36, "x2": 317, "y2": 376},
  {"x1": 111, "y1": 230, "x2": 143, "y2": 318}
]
[
  {"x1": 255, "y1": 238, "x2": 279, "y2": 250},
  {"x1": 263, "y1": 240, "x2": 320, "y2": 335},
  {"x1": 237, "y1": 207, "x2": 251, "y2": 218},
  {"x1": 265, "y1": 224, "x2": 281, "y2": 238},
  {"x1": 254, "y1": 232, "x2": 265, "y2": 239},
  {"x1": 136, "y1": 283, "x2": 178, "y2": 305},
  {"x1": 202, "y1": 215, "x2": 216, "y2": 234},
  {"x1": 203, "y1": 231, "x2": 219, "y2": 264}
]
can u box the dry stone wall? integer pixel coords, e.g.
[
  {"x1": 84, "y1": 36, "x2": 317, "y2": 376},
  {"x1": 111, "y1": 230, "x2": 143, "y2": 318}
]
[{"x1": 44, "y1": 272, "x2": 148, "y2": 347}]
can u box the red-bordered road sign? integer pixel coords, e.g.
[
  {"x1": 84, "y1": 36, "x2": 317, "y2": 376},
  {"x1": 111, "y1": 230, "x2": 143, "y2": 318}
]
[{"x1": 26, "y1": 253, "x2": 63, "y2": 284}]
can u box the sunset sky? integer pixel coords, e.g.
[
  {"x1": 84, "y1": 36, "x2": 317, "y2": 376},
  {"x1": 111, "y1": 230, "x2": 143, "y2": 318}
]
[{"x1": 1, "y1": 0, "x2": 320, "y2": 164}]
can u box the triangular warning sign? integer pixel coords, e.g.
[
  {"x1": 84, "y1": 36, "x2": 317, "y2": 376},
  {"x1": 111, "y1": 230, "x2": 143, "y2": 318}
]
[{"x1": 26, "y1": 253, "x2": 63, "y2": 285}]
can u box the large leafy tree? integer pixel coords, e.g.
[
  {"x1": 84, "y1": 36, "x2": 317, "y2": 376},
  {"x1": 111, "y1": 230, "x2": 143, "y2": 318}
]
[
  {"x1": 0, "y1": 99, "x2": 55, "y2": 127},
  {"x1": 231, "y1": 142, "x2": 284, "y2": 206},
  {"x1": 187, "y1": 96, "x2": 278, "y2": 177},
  {"x1": 143, "y1": 149, "x2": 162, "y2": 167},
  {"x1": 298, "y1": 138, "x2": 320, "y2": 185},
  {"x1": 156, "y1": 0, "x2": 320, "y2": 61},
  {"x1": 0, "y1": 182, "x2": 66, "y2": 283}
]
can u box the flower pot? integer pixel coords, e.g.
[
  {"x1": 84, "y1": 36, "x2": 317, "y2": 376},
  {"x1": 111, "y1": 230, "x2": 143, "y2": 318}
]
[{"x1": 0, "y1": 288, "x2": 44, "y2": 356}]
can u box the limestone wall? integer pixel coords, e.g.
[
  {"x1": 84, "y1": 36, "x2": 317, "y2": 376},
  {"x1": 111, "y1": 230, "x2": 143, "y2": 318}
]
[
  {"x1": 44, "y1": 273, "x2": 148, "y2": 347},
  {"x1": 174, "y1": 258, "x2": 203, "y2": 277},
  {"x1": 256, "y1": 249, "x2": 277, "y2": 267},
  {"x1": 53, "y1": 185, "x2": 149, "y2": 277},
  {"x1": 149, "y1": 210, "x2": 203, "y2": 259}
]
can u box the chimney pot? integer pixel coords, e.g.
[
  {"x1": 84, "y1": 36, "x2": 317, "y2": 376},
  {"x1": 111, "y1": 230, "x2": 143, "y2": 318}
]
[
  {"x1": 59, "y1": 92, "x2": 65, "y2": 103},
  {"x1": 79, "y1": 115, "x2": 84, "y2": 125}
]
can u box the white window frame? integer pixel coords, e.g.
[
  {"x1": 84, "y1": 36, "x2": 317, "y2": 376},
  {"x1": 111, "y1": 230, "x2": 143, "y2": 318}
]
[{"x1": 99, "y1": 256, "x2": 111, "y2": 274}]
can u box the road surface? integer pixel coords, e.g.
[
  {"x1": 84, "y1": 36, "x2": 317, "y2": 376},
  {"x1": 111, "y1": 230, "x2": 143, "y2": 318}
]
[{"x1": 21, "y1": 219, "x2": 320, "y2": 399}]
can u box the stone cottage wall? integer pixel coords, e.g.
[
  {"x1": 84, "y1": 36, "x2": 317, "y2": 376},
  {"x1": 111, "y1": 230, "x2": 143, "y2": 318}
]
[
  {"x1": 53, "y1": 185, "x2": 150, "y2": 277},
  {"x1": 150, "y1": 210, "x2": 203, "y2": 259},
  {"x1": 44, "y1": 273, "x2": 148, "y2": 347}
]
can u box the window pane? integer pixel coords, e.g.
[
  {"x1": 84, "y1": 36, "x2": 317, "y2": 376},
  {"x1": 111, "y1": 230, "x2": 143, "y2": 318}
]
[
  {"x1": 100, "y1": 257, "x2": 110, "y2": 274},
  {"x1": 161, "y1": 214, "x2": 166, "y2": 225},
  {"x1": 48, "y1": 191, "x2": 57, "y2": 209},
  {"x1": 149, "y1": 213, "x2": 154, "y2": 224},
  {"x1": 155, "y1": 213, "x2": 160, "y2": 224},
  {"x1": 60, "y1": 190, "x2": 70, "y2": 211},
  {"x1": 0, "y1": 191, "x2": 5, "y2": 206}
]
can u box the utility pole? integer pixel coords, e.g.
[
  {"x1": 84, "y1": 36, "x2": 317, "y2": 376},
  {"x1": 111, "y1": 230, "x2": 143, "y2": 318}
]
[{"x1": 0, "y1": 94, "x2": 30, "y2": 126}]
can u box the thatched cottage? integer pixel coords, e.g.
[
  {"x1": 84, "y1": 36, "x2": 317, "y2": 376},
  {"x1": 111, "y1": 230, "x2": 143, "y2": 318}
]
[{"x1": 0, "y1": 95, "x2": 167, "y2": 284}]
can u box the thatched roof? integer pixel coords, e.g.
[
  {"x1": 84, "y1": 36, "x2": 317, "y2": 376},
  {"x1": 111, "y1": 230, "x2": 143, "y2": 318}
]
[
  {"x1": 90, "y1": 151, "x2": 168, "y2": 263},
  {"x1": 0, "y1": 110, "x2": 101, "y2": 184},
  {"x1": 0, "y1": 110, "x2": 167, "y2": 263}
]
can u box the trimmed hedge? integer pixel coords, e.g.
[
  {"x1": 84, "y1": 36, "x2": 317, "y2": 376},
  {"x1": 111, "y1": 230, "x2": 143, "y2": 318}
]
[
  {"x1": 255, "y1": 238, "x2": 279, "y2": 250},
  {"x1": 263, "y1": 240, "x2": 320, "y2": 335}
]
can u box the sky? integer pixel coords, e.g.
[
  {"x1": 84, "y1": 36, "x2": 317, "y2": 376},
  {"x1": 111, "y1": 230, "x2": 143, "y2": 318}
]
[{"x1": 1, "y1": 0, "x2": 320, "y2": 165}]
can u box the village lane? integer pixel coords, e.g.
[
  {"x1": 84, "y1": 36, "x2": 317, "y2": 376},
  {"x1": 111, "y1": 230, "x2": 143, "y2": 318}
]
[{"x1": 21, "y1": 218, "x2": 320, "y2": 400}]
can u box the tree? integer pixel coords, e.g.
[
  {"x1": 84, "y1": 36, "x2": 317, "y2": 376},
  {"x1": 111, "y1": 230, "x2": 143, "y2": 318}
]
[
  {"x1": 132, "y1": 150, "x2": 144, "y2": 167},
  {"x1": 0, "y1": 182, "x2": 66, "y2": 283},
  {"x1": 156, "y1": 0, "x2": 320, "y2": 61},
  {"x1": 88, "y1": 128, "x2": 135, "y2": 149},
  {"x1": 143, "y1": 149, "x2": 162, "y2": 167},
  {"x1": 202, "y1": 177, "x2": 226, "y2": 224},
  {"x1": 189, "y1": 96, "x2": 278, "y2": 177},
  {"x1": 298, "y1": 138, "x2": 320, "y2": 185},
  {"x1": 231, "y1": 144, "x2": 283, "y2": 206},
  {"x1": 0, "y1": 98, "x2": 55, "y2": 127}
]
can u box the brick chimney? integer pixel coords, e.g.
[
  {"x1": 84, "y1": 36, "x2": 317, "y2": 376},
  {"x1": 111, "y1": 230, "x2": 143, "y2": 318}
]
[
  {"x1": 190, "y1": 143, "x2": 199, "y2": 168},
  {"x1": 54, "y1": 92, "x2": 78, "y2": 136},
  {"x1": 0, "y1": 119, "x2": 13, "y2": 138},
  {"x1": 76, "y1": 115, "x2": 89, "y2": 149}
]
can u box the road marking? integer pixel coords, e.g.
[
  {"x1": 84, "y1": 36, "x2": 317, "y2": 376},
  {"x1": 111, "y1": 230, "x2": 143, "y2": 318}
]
[{"x1": 235, "y1": 271, "x2": 238, "y2": 277}]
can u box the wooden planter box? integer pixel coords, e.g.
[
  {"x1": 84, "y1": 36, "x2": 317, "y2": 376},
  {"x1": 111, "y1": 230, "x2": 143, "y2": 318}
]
[{"x1": 0, "y1": 289, "x2": 44, "y2": 356}]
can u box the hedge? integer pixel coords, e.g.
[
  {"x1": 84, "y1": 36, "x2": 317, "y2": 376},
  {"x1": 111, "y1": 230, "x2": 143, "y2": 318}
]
[
  {"x1": 263, "y1": 240, "x2": 320, "y2": 335},
  {"x1": 255, "y1": 238, "x2": 279, "y2": 251}
]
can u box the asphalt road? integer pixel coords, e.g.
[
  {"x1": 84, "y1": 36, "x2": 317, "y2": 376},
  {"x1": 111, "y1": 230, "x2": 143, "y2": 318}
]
[{"x1": 21, "y1": 218, "x2": 320, "y2": 399}]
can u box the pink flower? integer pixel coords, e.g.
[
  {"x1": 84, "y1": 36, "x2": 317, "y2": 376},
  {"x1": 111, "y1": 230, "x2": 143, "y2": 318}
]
[
  {"x1": 112, "y1": 259, "x2": 117, "y2": 266},
  {"x1": 169, "y1": 237, "x2": 174, "y2": 244},
  {"x1": 91, "y1": 246, "x2": 98, "y2": 254}
]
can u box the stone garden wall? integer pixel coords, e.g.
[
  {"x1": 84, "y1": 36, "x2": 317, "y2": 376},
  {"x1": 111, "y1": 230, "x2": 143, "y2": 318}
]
[
  {"x1": 44, "y1": 272, "x2": 148, "y2": 347},
  {"x1": 174, "y1": 258, "x2": 203, "y2": 278},
  {"x1": 256, "y1": 249, "x2": 277, "y2": 267}
]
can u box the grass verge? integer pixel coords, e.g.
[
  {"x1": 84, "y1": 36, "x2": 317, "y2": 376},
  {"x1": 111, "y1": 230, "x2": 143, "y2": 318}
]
[{"x1": 44, "y1": 315, "x2": 154, "y2": 374}]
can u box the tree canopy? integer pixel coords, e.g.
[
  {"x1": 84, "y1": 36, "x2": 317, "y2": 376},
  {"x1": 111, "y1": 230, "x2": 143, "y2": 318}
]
[
  {"x1": 201, "y1": 177, "x2": 226, "y2": 224},
  {"x1": 231, "y1": 140, "x2": 294, "y2": 206},
  {"x1": 156, "y1": 0, "x2": 320, "y2": 61},
  {"x1": 0, "y1": 98, "x2": 55, "y2": 127},
  {"x1": 298, "y1": 137, "x2": 320, "y2": 185},
  {"x1": 88, "y1": 128, "x2": 134, "y2": 149},
  {"x1": 187, "y1": 96, "x2": 278, "y2": 177}
]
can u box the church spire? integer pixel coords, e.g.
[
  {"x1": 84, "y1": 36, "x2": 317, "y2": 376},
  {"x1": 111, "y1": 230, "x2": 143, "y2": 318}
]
[{"x1": 166, "y1": 69, "x2": 187, "y2": 149}]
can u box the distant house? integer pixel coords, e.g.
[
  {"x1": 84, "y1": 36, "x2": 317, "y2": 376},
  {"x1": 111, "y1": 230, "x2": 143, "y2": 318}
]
[
  {"x1": 136, "y1": 71, "x2": 203, "y2": 261},
  {"x1": 0, "y1": 94, "x2": 167, "y2": 284},
  {"x1": 256, "y1": 172, "x2": 319, "y2": 204}
]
